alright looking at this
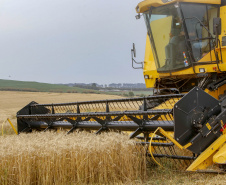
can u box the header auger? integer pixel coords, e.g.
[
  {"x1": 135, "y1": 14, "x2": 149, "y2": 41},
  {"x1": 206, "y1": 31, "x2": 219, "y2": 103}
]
[{"x1": 17, "y1": 0, "x2": 226, "y2": 172}]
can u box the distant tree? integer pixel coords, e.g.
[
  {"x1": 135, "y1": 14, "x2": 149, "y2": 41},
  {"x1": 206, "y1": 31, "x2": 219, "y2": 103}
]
[
  {"x1": 91, "y1": 83, "x2": 98, "y2": 90},
  {"x1": 128, "y1": 91, "x2": 134, "y2": 97},
  {"x1": 139, "y1": 94, "x2": 145, "y2": 97},
  {"x1": 91, "y1": 83, "x2": 97, "y2": 87},
  {"x1": 123, "y1": 93, "x2": 129, "y2": 97}
]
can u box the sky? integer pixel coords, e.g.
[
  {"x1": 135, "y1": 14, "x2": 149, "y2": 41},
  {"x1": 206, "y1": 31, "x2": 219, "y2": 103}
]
[{"x1": 0, "y1": 0, "x2": 147, "y2": 84}]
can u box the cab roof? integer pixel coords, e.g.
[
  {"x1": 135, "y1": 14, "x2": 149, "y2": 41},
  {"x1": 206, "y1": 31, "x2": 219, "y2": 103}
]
[{"x1": 136, "y1": 0, "x2": 221, "y2": 13}]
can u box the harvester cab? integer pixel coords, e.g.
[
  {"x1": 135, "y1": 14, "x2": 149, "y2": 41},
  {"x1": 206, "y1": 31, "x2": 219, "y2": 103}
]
[
  {"x1": 137, "y1": 0, "x2": 226, "y2": 95},
  {"x1": 17, "y1": 0, "x2": 226, "y2": 172}
]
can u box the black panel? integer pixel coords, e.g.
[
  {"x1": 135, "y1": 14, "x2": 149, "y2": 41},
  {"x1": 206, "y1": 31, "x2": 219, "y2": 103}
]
[
  {"x1": 17, "y1": 101, "x2": 49, "y2": 133},
  {"x1": 174, "y1": 87, "x2": 221, "y2": 154},
  {"x1": 222, "y1": 36, "x2": 226, "y2": 46},
  {"x1": 222, "y1": 0, "x2": 226, "y2": 6}
]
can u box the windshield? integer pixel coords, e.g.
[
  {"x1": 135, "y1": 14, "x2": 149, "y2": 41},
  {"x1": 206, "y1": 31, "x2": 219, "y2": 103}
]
[
  {"x1": 144, "y1": 4, "x2": 189, "y2": 72},
  {"x1": 181, "y1": 4, "x2": 218, "y2": 62},
  {"x1": 144, "y1": 3, "x2": 219, "y2": 73}
]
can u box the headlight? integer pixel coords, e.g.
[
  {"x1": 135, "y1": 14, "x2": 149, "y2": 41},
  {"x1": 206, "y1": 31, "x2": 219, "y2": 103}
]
[{"x1": 199, "y1": 68, "x2": 205, "y2": 73}]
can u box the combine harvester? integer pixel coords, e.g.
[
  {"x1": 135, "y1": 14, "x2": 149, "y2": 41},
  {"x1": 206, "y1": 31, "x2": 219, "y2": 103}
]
[{"x1": 17, "y1": 0, "x2": 226, "y2": 172}]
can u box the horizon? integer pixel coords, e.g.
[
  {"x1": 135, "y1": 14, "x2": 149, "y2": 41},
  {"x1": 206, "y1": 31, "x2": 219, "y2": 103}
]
[{"x1": 0, "y1": 78, "x2": 146, "y2": 86}]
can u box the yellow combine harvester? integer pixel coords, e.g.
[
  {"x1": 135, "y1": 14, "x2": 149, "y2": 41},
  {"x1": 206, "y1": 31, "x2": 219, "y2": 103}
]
[{"x1": 17, "y1": 0, "x2": 226, "y2": 172}]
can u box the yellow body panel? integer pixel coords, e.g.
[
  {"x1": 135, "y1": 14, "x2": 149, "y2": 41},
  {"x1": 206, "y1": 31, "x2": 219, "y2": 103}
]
[
  {"x1": 136, "y1": 0, "x2": 221, "y2": 13},
  {"x1": 186, "y1": 134, "x2": 226, "y2": 171},
  {"x1": 213, "y1": 143, "x2": 226, "y2": 164},
  {"x1": 143, "y1": 35, "x2": 159, "y2": 88},
  {"x1": 205, "y1": 84, "x2": 226, "y2": 99},
  {"x1": 220, "y1": 5, "x2": 226, "y2": 38}
]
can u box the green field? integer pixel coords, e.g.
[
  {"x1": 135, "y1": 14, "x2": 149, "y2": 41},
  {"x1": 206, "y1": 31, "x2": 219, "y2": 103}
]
[
  {"x1": 0, "y1": 79, "x2": 98, "y2": 93},
  {"x1": 0, "y1": 79, "x2": 152, "y2": 97}
]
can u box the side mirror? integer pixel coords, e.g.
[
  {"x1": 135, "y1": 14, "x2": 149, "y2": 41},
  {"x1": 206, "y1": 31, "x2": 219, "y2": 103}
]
[
  {"x1": 213, "y1": 17, "x2": 221, "y2": 35},
  {"x1": 131, "y1": 43, "x2": 136, "y2": 58},
  {"x1": 131, "y1": 43, "x2": 143, "y2": 69}
]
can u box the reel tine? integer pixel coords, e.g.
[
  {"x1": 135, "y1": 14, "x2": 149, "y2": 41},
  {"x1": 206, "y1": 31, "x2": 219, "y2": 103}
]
[{"x1": 130, "y1": 128, "x2": 143, "y2": 139}]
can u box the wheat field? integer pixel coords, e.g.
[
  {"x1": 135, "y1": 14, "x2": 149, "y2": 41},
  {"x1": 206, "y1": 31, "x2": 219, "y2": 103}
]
[
  {"x1": 0, "y1": 132, "x2": 147, "y2": 185},
  {"x1": 1, "y1": 91, "x2": 226, "y2": 184}
]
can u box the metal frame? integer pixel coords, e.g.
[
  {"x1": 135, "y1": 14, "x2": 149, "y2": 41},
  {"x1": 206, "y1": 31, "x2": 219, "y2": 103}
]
[{"x1": 17, "y1": 94, "x2": 184, "y2": 135}]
